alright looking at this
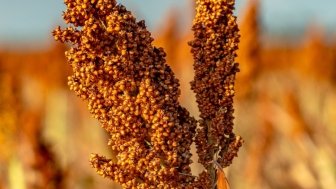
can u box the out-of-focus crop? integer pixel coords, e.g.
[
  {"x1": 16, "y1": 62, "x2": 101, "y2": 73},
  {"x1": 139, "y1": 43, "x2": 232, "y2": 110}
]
[{"x1": 1, "y1": 0, "x2": 335, "y2": 189}]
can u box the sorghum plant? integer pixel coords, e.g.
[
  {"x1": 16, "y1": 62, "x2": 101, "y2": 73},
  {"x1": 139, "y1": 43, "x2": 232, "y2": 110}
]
[
  {"x1": 53, "y1": 0, "x2": 242, "y2": 188},
  {"x1": 189, "y1": 0, "x2": 243, "y2": 187},
  {"x1": 0, "y1": 63, "x2": 20, "y2": 163},
  {"x1": 236, "y1": 0, "x2": 261, "y2": 98},
  {"x1": 53, "y1": 0, "x2": 196, "y2": 188}
]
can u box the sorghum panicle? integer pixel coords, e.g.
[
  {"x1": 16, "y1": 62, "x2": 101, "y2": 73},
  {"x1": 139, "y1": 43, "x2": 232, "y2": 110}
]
[
  {"x1": 236, "y1": 0, "x2": 261, "y2": 98},
  {"x1": 53, "y1": 0, "x2": 196, "y2": 188},
  {"x1": 189, "y1": 0, "x2": 243, "y2": 184}
]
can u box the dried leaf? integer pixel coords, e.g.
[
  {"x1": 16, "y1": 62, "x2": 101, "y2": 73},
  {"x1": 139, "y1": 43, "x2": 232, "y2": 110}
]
[{"x1": 217, "y1": 170, "x2": 230, "y2": 189}]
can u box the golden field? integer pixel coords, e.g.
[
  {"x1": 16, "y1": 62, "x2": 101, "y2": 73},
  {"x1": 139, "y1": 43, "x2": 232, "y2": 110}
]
[{"x1": 1, "y1": 1, "x2": 336, "y2": 188}]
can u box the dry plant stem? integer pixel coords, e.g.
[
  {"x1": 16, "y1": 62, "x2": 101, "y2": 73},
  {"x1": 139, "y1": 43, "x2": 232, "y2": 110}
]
[
  {"x1": 53, "y1": 0, "x2": 196, "y2": 188},
  {"x1": 189, "y1": 0, "x2": 243, "y2": 187},
  {"x1": 21, "y1": 111, "x2": 65, "y2": 189}
]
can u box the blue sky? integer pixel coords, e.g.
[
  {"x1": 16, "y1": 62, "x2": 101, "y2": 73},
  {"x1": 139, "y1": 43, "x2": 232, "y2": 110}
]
[
  {"x1": 0, "y1": 0, "x2": 335, "y2": 43},
  {"x1": 261, "y1": 0, "x2": 336, "y2": 34}
]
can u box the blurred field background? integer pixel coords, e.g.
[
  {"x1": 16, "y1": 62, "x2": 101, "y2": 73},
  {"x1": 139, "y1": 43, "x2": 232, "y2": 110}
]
[{"x1": 1, "y1": 0, "x2": 336, "y2": 188}]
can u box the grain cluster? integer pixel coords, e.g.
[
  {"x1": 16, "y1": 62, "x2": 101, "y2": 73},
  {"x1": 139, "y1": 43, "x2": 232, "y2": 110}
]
[{"x1": 53, "y1": 0, "x2": 241, "y2": 188}]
